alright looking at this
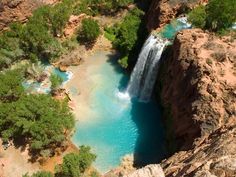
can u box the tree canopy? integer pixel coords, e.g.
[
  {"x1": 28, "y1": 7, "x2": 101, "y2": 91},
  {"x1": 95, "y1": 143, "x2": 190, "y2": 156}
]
[
  {"x1": 188, "y1": 0, "x2": 236, "y2": 32},
  {"x1": 23, "y1": 171, "x2": 54, "y2": 177},
  {"x1": 55, "y1": 146, "x2": 96, "y2": 177},
  {"x1": 0, "y1": 69, "x2": 74, "y2": 154},
  {"x1": 78, "y1": 18, "x2": 100, "y2": 44},
  {"x1": 104, "y1": 8, "x2": 145, "y2": 68}
]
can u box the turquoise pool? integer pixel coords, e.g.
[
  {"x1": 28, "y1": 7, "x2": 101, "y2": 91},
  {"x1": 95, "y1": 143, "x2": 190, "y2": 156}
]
[
  {"x1": 72, "y1": 55, "x2": 165, "y2": 173},
  {"x1": 72, "y1": 17, "x2": 191, "y2": 173}
]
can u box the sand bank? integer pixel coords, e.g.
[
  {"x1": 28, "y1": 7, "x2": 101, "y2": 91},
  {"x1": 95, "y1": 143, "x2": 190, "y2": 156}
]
[{"x1": 65, "y1": 50, "x2": 117, "y2": 122}]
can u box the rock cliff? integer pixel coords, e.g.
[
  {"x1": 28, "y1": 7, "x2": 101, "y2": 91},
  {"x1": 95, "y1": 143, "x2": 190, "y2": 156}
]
[
  {"x1": 0, "y1": 0, "x2": 57, "y2": 31},
  {"x1": 158, "y1": 29, "x2": 236, "y2": 151},
  {"x1": 147, "y1": 0, "x2": 207, "y2": 31},
  {"x1": 153, "y1": 28, "x2": 236, "y2": 176}
]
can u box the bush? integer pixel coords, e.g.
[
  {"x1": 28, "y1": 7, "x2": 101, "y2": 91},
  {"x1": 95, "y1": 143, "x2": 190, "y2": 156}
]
[
  {"x1": 55, "y1": 146, "x2": 96, "y2": 177},
  {"x1": 73, "y1": 0, "x2": 134, "y2": 15},
  {"x1": 206, "y1": 0, "x2": 236, "y2": 31},
  {"x1": 23, "y1": 171, "x2": 53, "y2": 177},
  {"x1": 50, "y1": 73, "x2": 63, "y2": 90},
  {"x1": 78, "y1": 18, "x2": 100, "y2": 44},
  {"x1": 0, "y1": 72, "x2": 75, "y2": 152},
  {"x1": 188, "y1": 5, "x2": 207, "y2": 28},
  {"x1": 105, "y1": 8, "x2": 145, "y2": 68},
  {"x1": 188, "y1": 0, "x2": 236, "y2": 32},
  {"x1": 118, "y1": 56, "x2": 129, "y2": 68}
]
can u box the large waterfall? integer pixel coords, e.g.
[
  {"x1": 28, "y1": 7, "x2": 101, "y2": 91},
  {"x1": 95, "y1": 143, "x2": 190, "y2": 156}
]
[
  {"x1": 126, "y1": 35, "x2": 168, "y2": 102},
  {"x1": 124, "y1": 17, "x2": 191, "y2": 102}
]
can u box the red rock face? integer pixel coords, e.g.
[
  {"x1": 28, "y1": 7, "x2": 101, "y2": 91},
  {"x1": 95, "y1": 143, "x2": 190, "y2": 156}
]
[
  {"x1": 158, "y1": 29, "x2": 236, "y2": 151},
  {"x1": 0, "y1": 0, "x2": 57, "y2": 31},
  {"x1": 146, "y1": 0, "x2": 208, "y2": 31}
]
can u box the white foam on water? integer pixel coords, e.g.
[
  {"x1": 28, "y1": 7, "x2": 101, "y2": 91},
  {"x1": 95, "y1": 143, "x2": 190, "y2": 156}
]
[
  {"x1": 116, "y1": 90, "x2": 131, "y2": 102},
  {"x1": 177, "y1": 17, "x2": 192, "y2": 28}
]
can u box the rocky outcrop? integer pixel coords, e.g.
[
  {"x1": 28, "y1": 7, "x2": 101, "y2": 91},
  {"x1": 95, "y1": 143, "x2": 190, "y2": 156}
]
[
  {"x1": 0, "y1": 0, "x2": 57, "y2": 31},
  {"x1": 147, "y1": 0, "x2": 207, "y2": 31},
  {"x1": 154, "y1": 29, "x2": 236, "y2": 176},
  {"x1": 161, "y1": 125, "x2": 236, "y2": 176},
  {"x1": 125, "y1": 165, "x2": 165, "y2": 177},
  {"x1": 158, "y1": 29, "x2": 236, "y2": 150}
]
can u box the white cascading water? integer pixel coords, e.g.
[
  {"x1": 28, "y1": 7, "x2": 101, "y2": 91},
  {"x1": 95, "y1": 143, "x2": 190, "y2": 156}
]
[
  {"x1": 126, "y1": 35, "x2": 169, "y2": 102},
  {"x1": 116, "y1": 17, "x2": 191, "y2": 102}
]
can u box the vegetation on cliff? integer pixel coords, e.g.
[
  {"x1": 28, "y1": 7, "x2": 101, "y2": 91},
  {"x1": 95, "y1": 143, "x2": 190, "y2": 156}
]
[
  {"x1": 189, "y1": 0, "x2": 236, "y2": 32},
  {"x1": 77, "y1": 18, "x2": 101, "y2": 45},
  {"x1": 73, "y1": 0, "x2": 134, "y2": 15},
  {"x1": 104, "y1": 8, "x2": 146, "y2": 68}
]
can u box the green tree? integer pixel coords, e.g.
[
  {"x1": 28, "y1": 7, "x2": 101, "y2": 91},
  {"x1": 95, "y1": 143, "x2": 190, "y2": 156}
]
[
  {"x1": 0, "y1": 94, "x2": 74, "y2": 150},
  {"x1": 0, "y1": 69, "x2": 24, "y2": 102},
  {"x1": 49, "y1": 1, "x2": 73, "y2": 36},
  {"x1": 23, "y1": 171, "x2": 53, "y2": 177},
  {"x1": 188, "y1": 5, "x2": 207, "y2": 28},
  {"x1": 106, "y1": 8, "x2": 144, "y2": 68},
  {"x1": 206, "y1": 0, "x2": 236, "y2": 31},
  {"x1": 20, "y1": 21, "x2": 62, "y2": 62},
  {"x1": 55, "y1": 146, "x2": 96, "y2": 177},
  {"x1": 78, "y1": 18, "x2": 100, "y2": 43},
  {"x1": 50, "y1": 73, "x2": 63, "y2": 90}
]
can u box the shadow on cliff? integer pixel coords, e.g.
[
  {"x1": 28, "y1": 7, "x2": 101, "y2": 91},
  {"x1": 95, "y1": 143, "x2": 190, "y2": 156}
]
[{"x1": 130, "y1": 100, "x2": 166, "y2": 167}]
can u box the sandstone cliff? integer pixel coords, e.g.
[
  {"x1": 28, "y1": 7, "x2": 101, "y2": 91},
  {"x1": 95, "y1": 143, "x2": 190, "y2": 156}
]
[
  {"x1": 161, "y1": 125, "x2": 236, "y2": 176},
  {"x1": 147, "y1": 0, "x2": 207, "y2": 31},
  {"x1": 0, "y1": 0, "x2": 57, "y2": 31},
  {"x1": 158, "y1": 29, "x2": 236, "y2": 150},
  {"x1": 154, "y1": 29, "x2": 236, "y2": 176}
]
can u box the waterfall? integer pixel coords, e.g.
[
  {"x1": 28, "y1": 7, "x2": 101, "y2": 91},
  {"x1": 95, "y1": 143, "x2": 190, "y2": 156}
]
[
  {"x1": 126, "y1": 35, "x2": 169, "y2": 102},
  {"x1": 121, "y1": 17, "x2": 191, "y2": 102}
]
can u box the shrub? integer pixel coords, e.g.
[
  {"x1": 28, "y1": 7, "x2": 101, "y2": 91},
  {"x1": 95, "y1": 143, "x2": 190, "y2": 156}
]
[
  {"x1": 188, "y1": 5, "x2": 207, "y2": 28},
  {"x1": 78, "y1": 18, "x2": 100, "y2": 44},
  {"x1": 206, "y1": 0, "x2": 236, "y2": 31},
  {"x1": 105, "y1": 8, "x2": 145, "y2": 68},
  {"x1": 50, "y1": 73, "x2": 63, "y2": 90},
  {"x1": 74, "y1": 0, "x2": 134, "y2": 15},
  {"x1": 188, "y1": 0, "x2": 236, "y2": 32},
  {"x1": 0, "y1": 69, "x2": 74, "y2": 154},
  {"x1": 211, "y1": 52, "x2": 226, "y2": 62},
  {"x1": 118, "y1": 56, "x2": 129, "y2": 68},
  {"x1": 55, "y1": 146, "x2": 96, "y2": 177},
  {"x1": 23, "y1": 171, "x2": 53, "y2": 177}
]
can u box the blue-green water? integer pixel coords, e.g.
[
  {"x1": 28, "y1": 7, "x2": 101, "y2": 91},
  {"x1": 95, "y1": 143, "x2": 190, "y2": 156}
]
[
  {"x1": 72, "y1": 17, "x2": 191, "y2": 173},
  {"x1": 22, "y1": 66, "x2": 72, "y2": 93},
  {"x1": 72, "y1": 54, "x2": 165, "y2": 173},
  {"x1": 160, "y1": 17, "x2": 191, "y2": 39}
]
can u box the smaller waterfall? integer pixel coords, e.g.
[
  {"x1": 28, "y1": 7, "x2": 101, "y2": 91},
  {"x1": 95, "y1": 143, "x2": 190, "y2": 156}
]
[{"x1": 127, "y1": 35, "x2": 169, "y2": 102}]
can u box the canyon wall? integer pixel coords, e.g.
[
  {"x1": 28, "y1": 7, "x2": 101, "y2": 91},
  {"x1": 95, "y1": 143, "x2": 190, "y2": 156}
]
[
  {"x1": 0, "y1": 0, "x2": 57, "y2": 31},
  {"x1": 158, "y1": 29, "x2": 236, "y2": 150},
  {"x1": 156, "y1": 29, "x2": 236, "y2": 176}
]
